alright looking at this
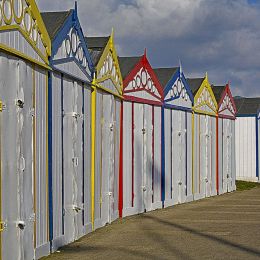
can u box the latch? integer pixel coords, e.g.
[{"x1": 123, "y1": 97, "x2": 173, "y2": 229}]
[
  {"x1": 108, "y1": 191, "x2": 113, "y2": 196},
  {"x1": 109, "y1": 123, "x2": 114, "y2": 131},
  {"x1": 72, "y1": 112, "x2": 81, "y2": 119},
  {"x1": 205, "y1": 177, "x2": 209, "y2": 183},
  {"x1": 16, "y1": 99, "x2": 24, "y2": 108},
  {"x1": 227, "y1": 174, "x2": 230, "y2": 179},
  {"x1": 178, "y1": 181, "x2": 182, "y2": 186},
  {"x1": 17, "y1": 220, "x2": 26, "y2": 230},
  {"x1": 72, "y1": 205, "x2": 83, "y2": 213},
  {"x1": 142, "y1": 128, "x2": 146, "y2": 134},
  {"x1": 178, "y1": 131, "x2": 182, "y2": 137},
  {"x1": 142, "y1": 186, "x2": 146, "y2": 191},
  {"x1": 72, "y1": 157, "x2": 79, "y2": 167}
]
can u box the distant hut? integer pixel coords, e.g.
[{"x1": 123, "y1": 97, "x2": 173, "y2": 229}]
[
  {"x1": 188, "y1": 75, "x2": 218, "y2": 200},
  {"x1": 118, "y1": 51, "x2": 163, "y2": 217},
  {"x1": 212, "y1": 84, "x2": 237, "y2": 194},
  {"x1": 154, "y1": 65, "x2": 194, "y2": 207},
  {"x1": 85, "y1": 32, "x2": 123, "y2": 229},
  {"x1": 235, "y1": 97, "x2": 260, "y2": 182}
]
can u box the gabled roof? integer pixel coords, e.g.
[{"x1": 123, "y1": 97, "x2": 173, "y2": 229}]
[
  {"x1": 153, "y1": 68, "x2": 179, "y2": 89},
  {"x1": 211, "y1": 85, "x2": 226, "y2": 103},
  {"x1": 118, "y1": 56, "x2": 142, "y2": 79},
  {"x1": 85, "y1": 37, "x2": 110, "y2": 66},
  {"x1": 41, "y1": 10, "x2": 72, "y2": 40},
  {"x1": 234, "y1": 97, "x2": 260, "y2": 115},
  {"x1": 187, "y1": 78, "x2": 205, "y2": 96}
]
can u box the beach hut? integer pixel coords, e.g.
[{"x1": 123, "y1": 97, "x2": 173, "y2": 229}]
[
  {"x1": 154, "y1": 66, "x2": 194, "y2": 207},
  {"x1": 0, "y1": 0, "x2": 51, "y2": 259},
  {"x1": 41, "y1": 4, "x2": 94, "y2": 251},
  {"x1": 212, "y1": 84, "x2": 237, "y2": 194},
  {"x1": 85, "y1": 33, "x2": 123, "y2": 229},
  {"x1": 118, "y1": 52, "x2": 164, "y2": 217},
  {"x1": 235, "y1": 97, "x2": 260, "y2": 182},
  {"x1": 188, "y1": 75, "x2": 218, "y2": 200}
]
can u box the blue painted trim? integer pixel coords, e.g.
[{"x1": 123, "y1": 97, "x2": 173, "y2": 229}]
[
  {"x1": 52, "y1": 57, "x2": 92, "y2": 82},
  {"x1": 51, "y1": 9, "x2": 94, "y2": 76},
  {"x1": 164, "y1": 104, "x2": 192, "y2": 112},
  {"x1": 170, "y1": 110, "x2": 173, "y2": 199},
  {"x1": 236, "y1": 114, "x2": 257, "y2": 118},
  {"x1": 48, "y1": 71, "x2": 53, "y2": 245},
  {"x1": 163, "y1": 68, "x2": 194, "y2": 105},
  {"x1": 161, "y1": 107, "x2": 165, "y2": 206},
  {"x1": 185, "y1": 111, "x2": 188, "y2": 196},
  {"x1": 256, "y1": 116, "x2": 259, "y2": 179},
  {"x1": 51, "y1": 65, "x2": 92, "y2": 87},
  {"x1": 61, "y1": 74, "x2": 65, "y2": 235},
  {"x1": 82, "y1": 84, "x2": 85, "y2": 225}
]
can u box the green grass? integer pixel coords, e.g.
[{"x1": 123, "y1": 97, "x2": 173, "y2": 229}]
[{"x1": 236, "y1": 180, "x2": 260, "y2": 191}]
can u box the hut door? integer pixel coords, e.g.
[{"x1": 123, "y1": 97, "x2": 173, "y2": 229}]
[
  {"x1": 63, "y1": 80, "x2": 84, "y2": 243},
  {"x1": 1, "y1": 59, "x2": 34, "y2": 260},
  {"x1": 101, "y1": 93, "x2": 115, "y2": 225},
  {"x1": 172, "y1": 110, "x2": 181, "y2": 204},
  {"x1": 205, "y1": 116, "x2": 211, "y2": 198},
  {"x1": 133, "y1": 103, "x2": 144, "y2": 213},
  {"x1": 143, "y1": 104, "x2": 153, "y2": 212},
  {"x1": 226, "y1": 120, "x2": 232, "y2": 192}
]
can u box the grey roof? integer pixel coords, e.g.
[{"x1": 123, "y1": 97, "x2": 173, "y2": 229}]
[
  {"x1": 234, "y1": 97, "x2": 260, "y2": 115},
  {"x1": 153, "y1": 68, "x2": 179, "y2": 89},
  {"x1": 187, "y1": 78, "x2": 205, "y2": 95},
  {"x1": 41, "y1": 11, "x2": 72, "y2": 40},
  {"x1": 211, "y1": 85, "x2": 225, "y2": 103},
  {"x1": 118, "y1": 56, "x2": 142, "y2": 79},
  {"x1": 85, "y1": 37, "x2": 110, "y2": 66}
]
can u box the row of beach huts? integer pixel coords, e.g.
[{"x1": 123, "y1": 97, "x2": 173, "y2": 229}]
[{"x1": 0, "y1": 1, "x2": 259, "y2": 259}]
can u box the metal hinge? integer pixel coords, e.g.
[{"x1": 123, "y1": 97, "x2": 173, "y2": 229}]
[{"x1": 0, "y1": 222, "x2": 7, "y2": 232}]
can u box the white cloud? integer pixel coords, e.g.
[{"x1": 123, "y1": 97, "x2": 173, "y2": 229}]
[{"x1": 36, "y1": 0, "x2": 260, "y2": 97}]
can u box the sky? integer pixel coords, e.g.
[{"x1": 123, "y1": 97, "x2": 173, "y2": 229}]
[{"x1": 37, "y1": 0, "x2": 260, "y2": 97}]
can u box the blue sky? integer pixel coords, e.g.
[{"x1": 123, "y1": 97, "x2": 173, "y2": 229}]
[{"x1": 37, "y1": 0, "x2": 260, "y2": 97}]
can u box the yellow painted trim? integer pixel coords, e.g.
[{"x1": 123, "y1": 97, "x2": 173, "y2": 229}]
[
  {"x1": 0, "y1": 25, "x2": 49, "y2": 64},
  {"x1": 0, "y1": 101, "x2": 2, "y2": 112},
  {"x1": 26, "y1": 0, "x2": 51, "y2": 56},
  {"x1": 95, "y1": 33, "x2": 123, "y2": 97},
  {"x1": 32, "y1": 66, "x2": 37, "y2": 249},
  {"x1": 0, "y1": 44, "x2": 51, "y2": 70},
  {"x1": 192, "y1": 111, "x2": 195, "y2": 194},
  {"x1": 45, "y1": 72, "x2": 49, "y2": 241},
  {"x1": 91, "y1": 80, "x2": 97, "y2": 230},
  {"x1": 193, "y1": 76, "x2": 218, "y2": 116},
  {"x1": 96, "y1": 74, "x2": 121, "y2": 95},
  {"x1": 95, "y1": 83, "x2": 123, "y2": 99}
]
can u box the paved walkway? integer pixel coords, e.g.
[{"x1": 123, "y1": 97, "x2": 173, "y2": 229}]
[{"x1": 44, "y1": 188, "x2": 260, "y2": 260}]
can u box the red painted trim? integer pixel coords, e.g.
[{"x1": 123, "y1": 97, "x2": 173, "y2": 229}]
[
  {"x1": 122, "y1": 52, "x2": 164, "y2": 103},
  {"x1": 124, "y1": 86, "x2": 162, "y2": 102},
  {"x1": 123, "y1": 95, "x2": 162, "y2": 106},
  {"x1": 218, "y1": 114, "x2": 236, "y2": 120},
  {"x1": 152, "y1": 105, "x2": 155, "y2": 203},
  {"x1": 218, "y1": 84, "x2": 237, "y2": 119},
  {"x1": 216, "y1": 116, "x2": 219, "y2": 194},
  {"x1": 119, "y1": 101, "x2": 123, "y2": 217},
  {"x1": 131, "y1": 102, "x2": 135, "y2": 207}
]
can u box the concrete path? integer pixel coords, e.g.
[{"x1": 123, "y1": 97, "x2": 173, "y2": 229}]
[{"x1": 44, "y1": 188, "x2": 260, "y2": 260}]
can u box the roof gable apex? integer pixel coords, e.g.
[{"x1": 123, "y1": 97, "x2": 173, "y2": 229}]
[
  {"x1": 122, "y1": 53, "x2": 164, "y2": 104},
  {"x1": 193, "y1": 76, "x2": 218, "y2": 115}
]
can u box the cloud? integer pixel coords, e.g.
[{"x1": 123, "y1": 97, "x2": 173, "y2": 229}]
[{"x1": 36, "y1": 0, "x2": 260, "y2": 97}]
